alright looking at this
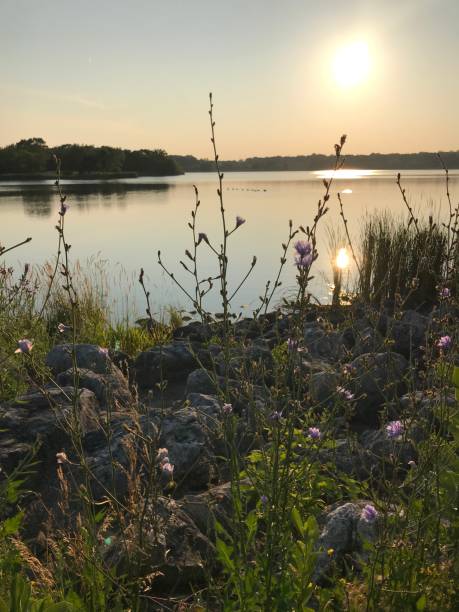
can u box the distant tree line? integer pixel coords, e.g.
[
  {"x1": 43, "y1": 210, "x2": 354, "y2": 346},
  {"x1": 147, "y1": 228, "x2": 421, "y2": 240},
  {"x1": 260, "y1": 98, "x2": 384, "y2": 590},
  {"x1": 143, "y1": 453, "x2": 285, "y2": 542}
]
[
  {"x1": 0, "y1": 138, "x2": 182, "y2": 176},
  {"x1": 171, "y1": 150, "x2": 459, "y2": 172},
  {"x1": 2, "y1": 139, "x2": 458, "y2": 177}
]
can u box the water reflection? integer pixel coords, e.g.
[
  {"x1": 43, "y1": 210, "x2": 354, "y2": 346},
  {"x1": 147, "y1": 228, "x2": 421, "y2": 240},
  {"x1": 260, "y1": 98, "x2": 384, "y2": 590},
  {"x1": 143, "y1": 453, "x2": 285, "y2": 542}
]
[{"x1": 0, "y1": 182, "x2": 171, "y2": 217}]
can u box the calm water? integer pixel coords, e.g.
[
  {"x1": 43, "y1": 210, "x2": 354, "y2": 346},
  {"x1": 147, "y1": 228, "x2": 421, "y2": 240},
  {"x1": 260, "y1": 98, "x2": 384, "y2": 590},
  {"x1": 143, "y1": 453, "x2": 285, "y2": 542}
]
[{"x1": 1, "y1": 169, "x2": 458, "y2": 318}]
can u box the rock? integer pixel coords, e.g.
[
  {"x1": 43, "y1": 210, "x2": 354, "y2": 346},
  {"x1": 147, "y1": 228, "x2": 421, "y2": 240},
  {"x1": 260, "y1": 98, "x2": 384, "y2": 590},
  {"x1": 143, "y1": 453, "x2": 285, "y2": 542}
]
[
  {"x1": 158, "y1": 405, "x2": 220, "y2": 491},
  {"x1": 359, "y1": 428, "x2": 417, "y2": 478},
  {"x1": 186, "y1": 369, "x2": 221, "y2": 396},
  {"x1": 309, "y1": 371, "x2": 340, "y2": 409},
  {"x1": 105, "y1": 496, "x2": 215, "y2": 592},
  {"x1": 46, "y1": 344, "x2": 111, "y2": 375},
  {"x1": 314, "y1": 502, "x2": 378, "y2": 582},
  {"x1": 0, "y1": 387, "x2": 100, "y2": 447},
  {"x1": 350, "y1": 352, "x2": 408, "y2": 427},
  {"x1": 389, "y1": 310, "x2": 430, "y2": 358},
  {"x1": 352, "y1": 326, "x2": 383, "y2": 357},
  {"x1": 304, "y1": 322, "x2": 345, "y2": 362},
  {"x1": 135, "y1": 342, "x2": 198, "y2": 389},
  {"x1": 56, "y1": 366, "x2": 133, "y2": 409},
  {"x1": 173, "y1": 321, "x2": 213, "y2": 343},
  {"x1": 215, "y1": 340, "x2": 273, "y2": 381}
]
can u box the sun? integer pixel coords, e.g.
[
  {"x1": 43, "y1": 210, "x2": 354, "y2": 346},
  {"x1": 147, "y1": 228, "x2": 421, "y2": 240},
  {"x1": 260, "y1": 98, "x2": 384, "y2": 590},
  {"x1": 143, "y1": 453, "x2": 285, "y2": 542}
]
[{"x1": 332, "y1": 41, "x2": 370, "y2": 88}]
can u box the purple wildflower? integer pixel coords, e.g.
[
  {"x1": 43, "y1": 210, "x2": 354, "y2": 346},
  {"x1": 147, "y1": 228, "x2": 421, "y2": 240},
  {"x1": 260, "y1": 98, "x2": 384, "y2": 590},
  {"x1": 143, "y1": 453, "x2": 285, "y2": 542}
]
[
  {"x1": 294, "y1": 241, "x2": 313, "y2": 269},
  {"x1": 386, "y1": 420, "x2": 404, "y2": 439},
  {"x1": 361, "y1": 504, "x2": 378, "y2": 522},
  {"x1": 437, "y1": 335, "x2": 452, "y2": 350},
  {"x1": 308, "y1": 427, "x2": 321, "y2": 440},
  {"x1": 440, "y1": 287, "x2": 451, "y2": 299},
  {"x1": 336, "y1": 386, "x2": 354, "y2": 400},
  {"x1": 260, "y1": 495, "x2": 268, "y2": 506},
  {"x1": 235, "y1": 215, "x2": 246, "y2": 228},
  {"x1": 294, "y1": 241, "x2": 312, "y2": 257},
  {"x1": 222, "y1": 403, "x2": 233, "y2": 415},
  {"x1": 287, "y1": 338, "x2": 298, "y2": 352},
  {"x1": 15, "y1": 339, "x2": 33, "y2": 354}
]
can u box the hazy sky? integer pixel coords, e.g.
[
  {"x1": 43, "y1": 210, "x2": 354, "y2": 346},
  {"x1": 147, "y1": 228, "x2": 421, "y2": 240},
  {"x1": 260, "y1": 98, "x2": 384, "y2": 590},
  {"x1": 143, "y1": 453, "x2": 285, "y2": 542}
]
[{"x1": 1, "y1": 0, "x2": 458, "y2": 158}]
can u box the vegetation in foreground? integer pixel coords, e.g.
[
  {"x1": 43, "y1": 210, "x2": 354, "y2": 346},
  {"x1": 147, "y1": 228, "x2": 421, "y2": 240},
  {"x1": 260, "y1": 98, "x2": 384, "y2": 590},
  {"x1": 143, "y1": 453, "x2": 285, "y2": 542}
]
[{"x1": 1, "y1": 96, "x2": 459, "y2": 611}]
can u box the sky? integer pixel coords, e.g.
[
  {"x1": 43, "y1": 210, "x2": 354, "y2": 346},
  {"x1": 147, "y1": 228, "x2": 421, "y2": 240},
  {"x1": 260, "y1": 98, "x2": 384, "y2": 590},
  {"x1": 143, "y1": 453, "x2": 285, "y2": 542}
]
[{"x1": 1, "y1": 0, "x2": 458, "y2": 158}]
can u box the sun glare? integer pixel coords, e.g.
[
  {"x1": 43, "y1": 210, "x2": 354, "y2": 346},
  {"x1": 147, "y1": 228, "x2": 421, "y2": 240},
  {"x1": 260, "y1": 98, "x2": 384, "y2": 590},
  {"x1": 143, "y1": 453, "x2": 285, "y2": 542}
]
[
  {"x1": 332, "y1": 41, "x2": 370, "y2": 88},
  {"x1": 336, "y1": 248, "x2": 350, "y2": 270}
]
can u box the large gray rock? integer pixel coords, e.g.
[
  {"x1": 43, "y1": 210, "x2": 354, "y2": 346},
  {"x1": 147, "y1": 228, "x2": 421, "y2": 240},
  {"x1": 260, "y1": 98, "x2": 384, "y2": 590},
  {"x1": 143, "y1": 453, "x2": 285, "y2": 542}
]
[
  {"x1": 135, "y1": 342, "x2": 198, "y2": 389},
  {"x1": 104, "y1": 496, "x2": 215, "y2": 592},
  {"x1": 46, "y1": 344, "x2": 111, "y2": 375},
  {"x1": 314, "y1": 502, "x2": 378, "y2": 582},
  {"x1": 304, "y1": 322, "x2": 345, "y2": 362},
  {"x1": 359, "y1": 428, "x2": 417, "y2": 478},
  {"x1": 350, "y1": 352, "x2": 409, "y2": 427},
  {"x1": 389, "y1": 310, "x2": 430, "y2": 358},
  {"x1": 309, "y1": 371, "x2": 340, "y2": 409},
  {"x1": 56, "y1": 366, "x2": 133, "y2": 409}
]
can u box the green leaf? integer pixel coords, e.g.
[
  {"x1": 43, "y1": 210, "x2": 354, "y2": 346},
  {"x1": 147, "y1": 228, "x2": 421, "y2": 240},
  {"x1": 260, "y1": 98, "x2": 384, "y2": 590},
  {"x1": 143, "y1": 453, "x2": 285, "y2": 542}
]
[
  {"x1": 416, "y1": 594, "x2": 427, "y2": 611},
  {"x1": 216, "y1": 537, "x2": 235, "y2": 572},
  {"x1": 291, "y1": 507, "x2": 304, "y2": 537},
  {"x1": 1, "y1": 511, "x2": 24, "y2": 536}
]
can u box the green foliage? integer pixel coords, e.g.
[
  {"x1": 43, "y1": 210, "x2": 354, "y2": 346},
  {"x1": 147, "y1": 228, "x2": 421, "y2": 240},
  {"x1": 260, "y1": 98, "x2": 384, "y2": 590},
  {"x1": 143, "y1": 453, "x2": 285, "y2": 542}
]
[{"x1": 0, "y1": 139, "x2": 181, "y2": 177}]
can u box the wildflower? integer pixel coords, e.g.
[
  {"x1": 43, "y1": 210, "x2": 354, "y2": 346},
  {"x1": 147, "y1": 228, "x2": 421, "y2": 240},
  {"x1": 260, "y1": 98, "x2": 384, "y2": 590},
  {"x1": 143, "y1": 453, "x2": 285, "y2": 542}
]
[
  {"x1": 161, "y1": 462, "x2": 174, "y2": 481},
  {"x1": 327, "y1": 548, "x2": 334, "y2": 557},
  {"x1": 57, "y1": 323, "x2": 70, "y2": 333},
  {"x1": 235, "y1": 215, "x2": 246, "y2": 228},
  {"x1": 222, "y1": 403, "x2": 233, "y2": 415},
  {"x1": 440, "y1": 287, "x2": 451, "y2": 298},
  {"x1": 294, "y1": 240, "x2": 312, "y2": 257},
  {"x1": 386, "y1": 420, "x2": 404, "y2": 439},
  {"x1": 308, "y1": 427, "x2": 321, "y2": 440},
  {"x1": 336, "y1": 386, "x2": 354, "y2": 400},
  {"x1": 260, "y1": 495, "x2": 268, "y2": 506},
  {"x1": 15, "y1": 339, "x2": 33, "y2": 354},
  {"x1": 437, "y1": 335, "x2": 452, "y2": 350},
  {"x1": 294, "y1": 240, "x2": 313, "y2": 269},
  {"x1": 361, "y1": 504, "x2": 378, "y2": 522},
  {"x1": 156, "y1": 448, "x2": 169, "y2": 463},
  {"x1": 56, "y1": 451, "x2": 68, "y2": 464},
  {"x1": 287, "y1": 338, "x2": 298, "y2": 352},
  {"x1": 99, "y1": 347, "x2": 109, "y2": 356}
]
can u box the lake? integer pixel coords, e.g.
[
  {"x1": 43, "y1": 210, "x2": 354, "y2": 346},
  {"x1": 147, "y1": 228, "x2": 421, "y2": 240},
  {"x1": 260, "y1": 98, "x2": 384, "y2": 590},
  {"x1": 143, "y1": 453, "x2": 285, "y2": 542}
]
[{"x1": 1, "y1": 169, "x2": 458, "y2": 319}]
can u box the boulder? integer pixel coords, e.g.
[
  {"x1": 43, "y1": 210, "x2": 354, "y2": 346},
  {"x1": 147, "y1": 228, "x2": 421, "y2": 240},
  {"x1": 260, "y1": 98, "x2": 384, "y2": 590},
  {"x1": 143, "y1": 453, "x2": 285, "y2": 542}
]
[
  {"x1": 314, "y1": 502, "x2": 378, "y2": 582},
  {"x1": 56, "y1": 366, "x2": 133, "y2": 409},
  {"x1": 304, "y1": 322, "x2": 345, "y2": 362},
  {"x1": 46, "y1": 344, "x2": 111, "y2": 375},
  {"x1": 135, "y1": 342, "x2": 198, "y2": 389},
  {"x1": 350, "y1": 352, "x2": 408, "y2": 427},
  {"x1": 389, "y1": 310, "x2": 430, "y2": 358}
]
